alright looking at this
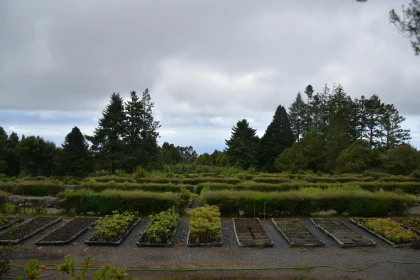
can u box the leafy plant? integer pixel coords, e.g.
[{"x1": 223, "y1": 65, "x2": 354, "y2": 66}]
[
  {"x1": 58, "y1": 254, "x2": 91, "y2": 280},
  {"x1": 91, "y1": 211, "x2": 136, "y2": 241},
  {"x1": 24, "y1": 259, "x2": 42, "y2": 280},
  {"x1": 354, "y1": 218, "x2": 419, "y2": 243},
  {"x1": 189, "y1": 205, "x2": 221, "y2": 244},
  {"x1": 142, "y1": 207, "x2": 179, "y2": 244}
]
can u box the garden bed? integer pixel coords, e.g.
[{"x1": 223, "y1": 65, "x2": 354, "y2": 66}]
[
  {"x1": 187, "y1": 205, "x2": 222, "y2": 247},
  {"x1": 137, "y1": 208, "x2": 179, "y2": 247},
  {"x1": 0, "y1": 216, "x2": 25, "y2": 231},
  {"x1": 35, "y1": 217, "x2": 100, "y2": 245},
  {"x1": 391, "y1": 217, "x2": 420, "y2": 234},
  {"x1": 272, "y1": 218, "x2": 325, "y2": 247},
  {"x1": 311, "y1": 218, "x2": 375, "y2": 248},
  {"x1": 351, "y1": 218, "x2": 418, "y2": 248},
  {"x1": 0, "y1": 217, "x2": 62, "y2": 244},
  {"x1": 85, "y1": 211, "x2": 140, "y2": 246},
  {"x1": 233, "y1": 218, "x2": 273, "y2": 247}
]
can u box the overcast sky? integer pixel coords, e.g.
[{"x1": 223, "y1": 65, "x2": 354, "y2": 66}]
[{"x1": 1, "y1": 0, "x2": 419, "y2": 154}]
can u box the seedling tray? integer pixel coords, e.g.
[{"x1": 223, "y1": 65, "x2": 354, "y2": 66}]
[
  {"x1": 233, "y1": 218, "x2": 273, "y2": 247},
  {"x1": 136, "y1": 219, "x2": 179, "y2": 247},
  {"x1": 85, "y1": 217, "x2": 141, "y2": 246},
  {"x1": 272, "y1": 218, "x2": 325, "y2": 247}
]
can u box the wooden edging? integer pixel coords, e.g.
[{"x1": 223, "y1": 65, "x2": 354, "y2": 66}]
[
  {"x1": 84, "y1": 217, "x2": 141, "y2": 246},
  {"x1": 271, "y1": 218, "x2": 325, "y2": 247},
  {"x1": 0, "y1": 217, "x2": 62, "y2": 245},
  {"x1": 187, "y1": 228, "x2": 223, "y2": 247},
  {"x1": 35, "y1": 217, "x2": 101, "y2": 246},
  {"x1": 0, "y1": 217, "x2": 25, "y2": 231},
  {"x1": 310, "y1": 218, "x2": 376, "y2": 248},
  {"x1": 136, "y1": 219, "x2": 179, "y2": 247},
  {"x1": 349, "y1": 218, "x2": 413, "y2": 248},
  {"x1": 232, "y1": 218, "x2": 274, "y2": 247}
]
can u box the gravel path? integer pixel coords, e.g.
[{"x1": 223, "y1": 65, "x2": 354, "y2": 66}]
[{"x1": 6, "y1": 217, "x2": 420, "y2": 280}]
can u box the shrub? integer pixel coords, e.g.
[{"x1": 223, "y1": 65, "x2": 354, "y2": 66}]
[
  {"x1": 14, "y1": 181, "x2": 64, "y2": 196},
  {"x1": 199, "y1": 189, "x2": 416, "y2": 217},
  {"x1": 80, "y1": 182, "x2": 194, "y2": 193},
  {"x1": 58, "y1": 189, "x2": 183, "y2": 215},
  {"x1": 189, "y1": 205, "x2": 221, "y2": 244},
  {"x1": 134, "y1": 166, "x2": 147, "y2": 179}
]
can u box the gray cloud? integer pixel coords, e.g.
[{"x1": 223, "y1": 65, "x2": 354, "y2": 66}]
[{"x1": 0, "y1": 0, "x2": 419, "y2": 152}]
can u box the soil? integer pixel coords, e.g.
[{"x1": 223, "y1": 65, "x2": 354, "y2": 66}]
[
  {"x1": 36, "y1": 217, "x2": 99, "y2": 244},
  {"x1": 0, "y1": 216, "x2": 25, "y2": 230},
  {"x1": 0, "y1": 217, "x2": 61, "y2": 243},
  {"x1": 272, "y1": 218, "x2": 325, "y2": 247},
  {"x1": 233, "y1": 218, "x2": 273, "y2": 247},
  {"x1": 312, "y1": 218, "x2": 376, "y2": 248}
]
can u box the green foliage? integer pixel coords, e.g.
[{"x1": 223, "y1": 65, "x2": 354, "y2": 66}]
[
  {"x1": 288, "y1": 92, "x2": 307, "y2": 142},
  {"x1": 58, "y1": 189, "x2": 182, "y2": 215},
  {"x1": 54, "y1": 127, "x2": 94, "y2": 177},
  {"x1": 189, "y1": 205, "x2": 221, "y2": 243},
  {"x1": 336, "y1": 140, "x2": 372, "y2": 173},
  {"x1": 134, "y1": 166, "x2": 147, "y2": 179},
  {"x1": 225, "y1": 119, "x2": 259, "y2": 169},
  {"x1": 24, "y1": 259, "x2": 41, "y2": 280},
  {"x1": 379, "y1": 144, "x2": 420, "y2": 175},
  {"x1": 259, "y1": 105, "x2": 295, "y2": 172},
  {"x1": 354, "y1": 218, "x2": 418, "y2": 243},
  {"x1": 92, "y1": 211, "x2": 136, "y2": 240},
  {"x1": 80, "y1": 181, "x2": 194, "y2": 193},
  {"x1": 200, "y1": 189, "x2": 416, "y2": 216},
  {"x1": 142, "y1": 207, "x2": 179, "y2": 243}
]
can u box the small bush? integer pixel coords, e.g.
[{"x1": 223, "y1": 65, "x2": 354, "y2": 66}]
[{"x1": 134, "y1": 166, "x2": 147, "y2": 179}]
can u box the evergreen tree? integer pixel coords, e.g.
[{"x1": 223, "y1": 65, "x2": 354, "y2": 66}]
[
  {"x1": 288, "y1": 92, "x2": 306, "y2": 142},
  {"x1": 6, "y1": 132, "x2": 20, "y2": 176},
  {"x1": 0, "y1": 127, "x2": 8, "y2": 174},
  {"x1": 194, "y1": 153, "x2": 212, "y2": 165},
  {"x1": 380, "y1": 104, "x2": 411, "y2": 150},
  {"x1": 17, "y1": 136, "x2": 56, "y2": 176},
  {"x1": 225, "y1": 119, "x2": 259, "y2": 169},
  {"x1": 87, "y1": 93, "x2": 126, "y2": 174},
  {"x1": 363, "y1": 94, "x2": 384, "y2": 148},
  {"x1": 259, "y1": 105, "x2": 295, "y2": 172},
  {"x1": 178, "y1": 146, "x2": 198, "y2": 164},
  {"x1": 311, "y1": 84, "x2": 331, "y2": 139},
  {"x1": 302, "y1": 84, "x2": 314, "y2": 134},
  {"x1": 56, "y1": 127, "x2": 94, "y2": 177},
  {"x1": 336, "y1": 140, "x2": 372, "y2": 173}
]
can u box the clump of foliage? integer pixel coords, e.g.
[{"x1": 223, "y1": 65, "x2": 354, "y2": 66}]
[
  {"x1": 134, "y1": 166, "x2": 147, "y2": 179},
  {"x1": 354, "y1": 218, "x2": 418, "y2": 244},
  {"x1": 142, "y1": 207, "x2": 179, "y2": 244},
  {"x1": 189, "y1": 205, "x2": 221, "y2": 244},
  {"x1": 391, "y1": 217, "x2": 420, "y2": 232},
  {"x1": 91, "y1": 211, "x2": 136, "y2": 241}
]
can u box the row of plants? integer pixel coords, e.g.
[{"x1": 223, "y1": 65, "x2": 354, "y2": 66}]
[
  {"x1": 391, "y1": 217, "x2": 420, "y2": 233},
  {"x1": 271, "y1": 218, "x2": 325, "y2": 247},
  {"x1": 86, "y1": 211, "x2": 139, "y2": 244},
  {"x1": 137, "y1": 207, "x2": 179, "y2": 246},
  {"x1": 351, "y1": 218, "x2": 419, "y2": 246},
  {"x1": 85, "y1": 176, "x2": 242, "y2": 185},
  {"x1": 196, "y1": 181, "x2": 420, "y2": 194},
  {"x1": 57, "y1": 188, "x2": 192, "y2": 215},
  {"x1": 199, "y1": 189, "x2": 417, "y2": 216},
  {"x1": 81, "y1": 181, "x2": 195, "y2": 193},
  {"x1": 188, "y1": 205, "x2": 222, "y2": 246}
]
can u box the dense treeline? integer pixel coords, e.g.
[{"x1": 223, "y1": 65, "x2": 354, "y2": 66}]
[{"x1": 0, "y1": 84, "x2": 418, "y2": 178}]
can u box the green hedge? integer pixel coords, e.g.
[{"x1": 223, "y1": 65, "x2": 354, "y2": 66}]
[
  {"x1": 0, "y1": 190, "x2": 9, "y2": 206},
  {"x1": 81, "y1": 182, "x2": 194, "y2": 193},
  {"x1": 58, "y1": 189, "x2": 183, "y2": 215},
  {"x1": 85, "y1": 176, "x2": 134, "y2": 183},
  {"x1": 0, "y1": 181, "x2": 64, "y2": 196},
  {"x1": 200, "y1": 190, "x2": 417, "y2": 217},
  {"x1": 197, "y1": 182, "x2": 420, "y2": 194}
]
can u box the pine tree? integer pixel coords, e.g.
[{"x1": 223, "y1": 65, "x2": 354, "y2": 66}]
[
  {"x1": 87, "y1": 93, "x2": 126, "y2": 174},
  {"x1": 380, "y1": 104, "x2": 411, "y2": 150},
  {"x1": 225, "y1": 119, "x2": 259, "y2": 169},
  {"x1": 259, "y1": 105, "x2": 295, "y2": 172},
  {"x1": 6, "y1": 132, "x2": 20, "y2": 176},
  {"x1": 0, "y1": 127, "x2": 8, "y2": 174},
  {"x1": 56, "y1": 127, "x2": 94, "y2": 177},
  {"x1": 288, "y1": 92, "x2": 306, "y2": 142},
  {"x1": 302, "y1": 84, "x2": 314, "y2": 135},
  {"x1": 363, "y1": 94, "x2": 384, "y2": 148},
  {"x1": 17, "y1": 136, "x2": 56, "y2": 176}
]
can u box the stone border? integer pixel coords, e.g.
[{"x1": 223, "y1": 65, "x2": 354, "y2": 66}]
[
  {"x1": 311, "y1": 218, "x2": 376, "y2": 248},
  {"x1": 0, "y1": 217, "x2": 62, "y2": 245},
  {"x1": 136, "y1": 219, "x2": 178, "y2": 247},
  {"x1": 232, "y1": 218, "x2": 274, "y2": 247},
  {"x1": 0, "y1": 217, "x2": 25, "y2": 231},
  {"x1": 35, "y1": 217, "x2": 100, "y2": 246},
  {"x1": 350, "y1": 218, "x2": 413, "y2": 248},
  {"x1": 84, "y1": 217, "x2": 141, "y2": 246},
  {"x1": 271, "y1": 218, "x2": 325, "y2": 247},
  {"x1": 187, "y1": 228, "x2": 223, "y2": 247}
]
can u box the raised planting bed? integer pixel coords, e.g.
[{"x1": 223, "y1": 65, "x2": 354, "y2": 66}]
[
  {"x1": 137, "y1": 207, "x2": 179, "y2": 247},
  {"x1": 0, "y1": 217, "x2": 62, "y2": 244},
  {"x1": 85, "y1": 211, "x2": 140, "y2": 246},
  {"x1": 187, "y1": 205, "x2": 222, "y2": 247},
  {"x1": 351, "y1": 218, "x2": 419, "y2": 248},
  {"x1": 233, "y1": 218, "x2": 273, "y2": 247},
  {"x1": 35, "y1": 217, "x2": 100, "y2": 245},
  {"x1": 272, "y1": 218, "x2": 325, "y2": 247},
  {"x1": 391, "y1": 217, "x2": 420, "y2": 234},
  {"x1": 311, "y1": 218, "x2": 376, "y2": 248},
  {"x1": 0, "y1": 216, "x2": 25, "y2": 231}
]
